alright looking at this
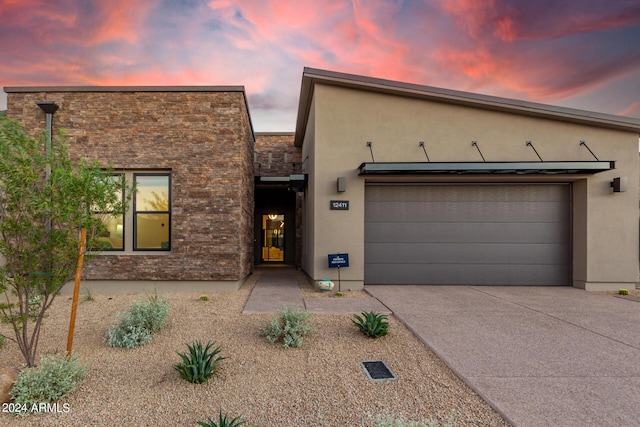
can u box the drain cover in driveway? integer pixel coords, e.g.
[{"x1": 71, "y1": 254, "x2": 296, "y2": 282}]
[{"x1": 360, "y1": 360, "x2": 397, "y2": 382}]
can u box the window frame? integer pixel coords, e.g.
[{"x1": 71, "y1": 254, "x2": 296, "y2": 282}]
[{"x1": 133, "y1": 172, "x2": 172, "y2": 251}]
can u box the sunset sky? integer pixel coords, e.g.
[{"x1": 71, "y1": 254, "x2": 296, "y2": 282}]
[{"x1": 1, "y1": 0, "x2": 639, "y2": 131}]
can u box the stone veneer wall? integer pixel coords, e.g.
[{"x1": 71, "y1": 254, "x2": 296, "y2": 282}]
[
  {"x1": 6, "y1": 89, "x2": 254, "y2": 282},
  {"x1": 254, "y1": 133, "x2": 302, "y2": 176}
]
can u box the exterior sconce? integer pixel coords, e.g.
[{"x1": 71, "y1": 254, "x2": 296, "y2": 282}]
[
  {"x1": 288, "y1": 174, "x2": 307, "y2": 192},
  {"x1": 337, "y1": 177, "x2": 346, "y2": 192},
  {"x1": 611, "y1": 177, "x2": 627, "y2": 193}
]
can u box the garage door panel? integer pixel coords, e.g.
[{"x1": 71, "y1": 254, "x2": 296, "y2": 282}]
[
  {"x1": 365, "y1": 263, "x2": 570, "y2": 286},
  {"x1": 364, "y1": 184, "x2": 570, "y2": 286},
  {"x1": 366, "y1": 201, "x2": 567, "y2": 223},
  {"x1": 366, "y1": 184, "x2": 567, "y2": 202},
  {"x1": 366, "y1": 222, "x2": 569, "y2": 244},
  {"x1": 366, "y1": 243, "x2": 570, "y2": 265}
]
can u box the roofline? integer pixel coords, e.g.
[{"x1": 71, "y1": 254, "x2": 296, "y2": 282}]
[
  {"x1": 294, "y1": 67, "x2": 640, "y2": 147},
  {"x1": 4, "y1": 85, "x2": 246, "y2": 93},
  {"x1": 4, "y1": 85, "x2": 256, "y2": 142}
]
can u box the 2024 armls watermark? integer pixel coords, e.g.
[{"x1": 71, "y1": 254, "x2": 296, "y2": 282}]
[{"x1": 3, "y1": 402, "x2": 71, "y2": 415}]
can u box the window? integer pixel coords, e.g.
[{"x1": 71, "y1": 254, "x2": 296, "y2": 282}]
[
  {"x1": 94, "y1": 174, "x2": 125, "y2": 251},
  {"x1": 92, "y1": 171, "x2": 172, "y2": 253},
  {"x1": 134, "y1": 173, "x2": 171, "y2": 251}
]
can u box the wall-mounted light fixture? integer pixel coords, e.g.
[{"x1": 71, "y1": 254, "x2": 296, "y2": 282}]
[
  {"x1": 337, "y1": 177, "x2": 346, "y2": 193},
  {"x1": 288, "y1": 174, "x2": 307, "y2": 192},
  {"x1": 611, "y1": 177, "x2": 627, "y2": 193}
]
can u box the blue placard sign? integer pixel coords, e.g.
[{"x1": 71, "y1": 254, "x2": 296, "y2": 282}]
[{"x1": 328, "y1": 253, "x2": 349, "y2": 268}]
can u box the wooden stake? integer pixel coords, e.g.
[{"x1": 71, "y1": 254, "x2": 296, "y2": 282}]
[{"x1": 66, "y1": 228, "x2": 86, "y2": 357}]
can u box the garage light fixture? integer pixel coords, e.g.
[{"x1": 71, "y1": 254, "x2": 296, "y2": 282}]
[{"x1": 611, "y1": 177, "x2": 627, "y2": 193}]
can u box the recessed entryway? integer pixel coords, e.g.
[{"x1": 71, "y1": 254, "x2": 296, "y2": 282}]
[{"x1": 254, "y1": 187, "x2": 297, "y2": 265}]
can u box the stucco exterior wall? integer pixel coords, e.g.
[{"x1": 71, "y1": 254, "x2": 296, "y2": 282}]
[
  {"x1": 303, "y1": 83, "x2": 639, "y2": 290},
  {"x1": 301, "y1": 99, "x2": 316, "y2": 277},
  {"x1": 6, "y1": 89, "x2": 255, "y2": 286}
]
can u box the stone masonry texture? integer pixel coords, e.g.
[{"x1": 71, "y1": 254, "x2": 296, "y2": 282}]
[
  {"x1": 254, "y1": 132, "x2": 301, "y2": 177},
  {"x1": 7, "y1": 89, "x2": 254, "y2": 282}
]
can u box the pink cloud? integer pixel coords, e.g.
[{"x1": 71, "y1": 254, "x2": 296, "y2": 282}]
[
  {"x1": 619, "y1": 102, "x2": 640, "y2": 117},
  {"x1": 1, "y1": 0, "x2": 639, "y2": 128},
  {"x1": 438, "y1": 0, "x2": 640, "y2": 42},
  {"x1": 89, "y1": 1, "x2": 158, "y2": 45}
]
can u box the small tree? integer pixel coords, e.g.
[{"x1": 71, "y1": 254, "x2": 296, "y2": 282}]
[{"x1": 0, "y1": 116, "x2": 133, "y2": 367}]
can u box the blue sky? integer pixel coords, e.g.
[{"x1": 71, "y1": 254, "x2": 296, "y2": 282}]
[{"x1": 1, "y1": 0, "x2": 639, "y2": 131}]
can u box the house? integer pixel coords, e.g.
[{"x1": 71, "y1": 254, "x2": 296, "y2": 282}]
[
  {"x1": 4, "y1": 67, "x2": 640, "y2": 291},
  {"x1": 295, "y1": 68, "x2": 640, "y2": 291}
]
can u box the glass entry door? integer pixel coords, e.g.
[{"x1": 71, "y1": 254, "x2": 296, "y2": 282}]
[{"x1": 262, "y1": 214, "x2": 285, "y2": 262}]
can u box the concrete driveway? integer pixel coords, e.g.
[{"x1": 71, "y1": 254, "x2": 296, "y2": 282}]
[{"x1": 365, "y1": 285, "x2": 640, "y2": 427}]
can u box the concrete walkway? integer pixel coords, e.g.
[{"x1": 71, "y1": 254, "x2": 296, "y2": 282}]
[
  {"x1": 365, "y1": 285, "x2": 640, "y2": 427},
  {"x1": 242, "y1": 267, "x2": 390, "y2": 314}
]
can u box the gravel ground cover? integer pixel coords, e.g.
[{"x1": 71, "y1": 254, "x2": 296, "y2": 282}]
[{"x1": 0, "y1": 273, "x2": 511, "y2": 427}]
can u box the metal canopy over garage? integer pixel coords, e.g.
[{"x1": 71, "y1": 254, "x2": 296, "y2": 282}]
[
  {"x1": 358, "y1": 161, "x2": 615, "y2": 175},
  {"x1": 364, "y1": 183, "x2": 571, "y2": 286}
]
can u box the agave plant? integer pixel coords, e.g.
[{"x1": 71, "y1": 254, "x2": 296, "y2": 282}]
[
  {"x1": 352, "y1": 311, "x2": 389, "y2": 338},
  {"x1": 197, "y1": 409, "x2": 254, "y2": 427},
  {"x1": 174, "y1": 340, "x2": 226, "y2": 384}
]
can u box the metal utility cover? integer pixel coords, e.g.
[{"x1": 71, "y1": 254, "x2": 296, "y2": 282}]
[{"x1": 361, "y1": 360, "x2": 397, "y2": 382}]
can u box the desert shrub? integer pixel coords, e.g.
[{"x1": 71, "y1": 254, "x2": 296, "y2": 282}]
[
  {"x1": 371, "y1": 411, "x2": 455, "y2": 427},
  {"x1": 259, "y1": 306, "x2": 314, "y2": 348},
  {"x1": 174, "y1": 340, "x2": 226, "y2": 384},
  {"x1": 197, "y1": 409, "x2": 254, "y2": 427},
  {"x1": 106, "y1": 323, "x2": 153, "y2": 349},
  {"x1": 130, "y1": 292, "x2": 169, "y2": 333},
  {"x1": 106, "y1": 293, "x2": 169, "y2": 348},
  {"x1": 619, "y1": 288, "x2": 630, "y2": 295},
  {"x1": 0, "y1": 335, "x2": 4, "y2": 348},
  {"x1": 352, "y1": 311, "x2": 389, "y2": 338},
  {"x1": 10, "y1": 353, "x2": 88, "y2": 415},
  {"x1": 83, "y1": 287, "x2": 94, "y2": 302}
]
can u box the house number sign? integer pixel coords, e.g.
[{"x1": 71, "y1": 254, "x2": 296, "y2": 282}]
[{"x1": 330, "y1": 200, "x2": 349, "y2": 210}]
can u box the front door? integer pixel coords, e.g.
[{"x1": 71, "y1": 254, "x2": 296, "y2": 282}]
[{"x1": 261, "y1": 214, "x2": 285, "y2": 262}]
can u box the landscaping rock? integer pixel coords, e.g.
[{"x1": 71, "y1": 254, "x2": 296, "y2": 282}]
[{"x1": 0, "y1": 367, "x2": 18, "y2": 403}]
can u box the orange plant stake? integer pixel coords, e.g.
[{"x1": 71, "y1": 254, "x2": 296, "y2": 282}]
[{"x1": 66, "y1": 228, "x2": 87, "y2": 357}]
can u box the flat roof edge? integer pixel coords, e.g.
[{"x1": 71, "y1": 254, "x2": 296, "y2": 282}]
[{"x1": 4, "y1": 85, "x2": 246, "y2": 93}]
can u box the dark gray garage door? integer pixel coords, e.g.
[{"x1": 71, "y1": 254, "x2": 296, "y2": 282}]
[{"x1": 364, "y1": 184, "x2": 570, "y2": 285}]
